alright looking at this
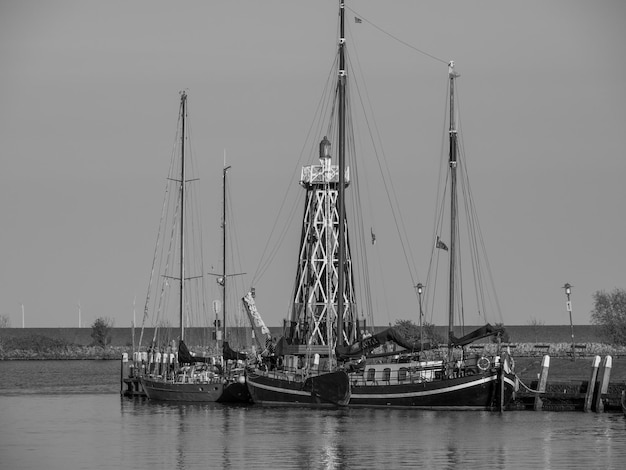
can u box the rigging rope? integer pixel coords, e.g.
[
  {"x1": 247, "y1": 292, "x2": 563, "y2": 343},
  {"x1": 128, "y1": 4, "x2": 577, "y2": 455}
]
[
  {"x1": 138, "y1": 102, "x2": 185, "y2": 349},
  {"x1": 346, "y1": 28, "x2": 423, "y2": 289},
  {"x1": 423, "y1": 79, "x2": 451, "y2": 324},
  {"x1": 346, "y1": 6, "x2": 448, "y2": 65},
  {"x1": 139, "y1": 94, "x2": 216, "y2": 350},
  {"x1": 249, "y1": 8, "x2": 449, "y2": 329},
  {"x1": 251, "y1": 50, "x2": 340, "y2": 287},
  {"x1": 515, "y1": 374, "x2": 545, "y2": 394}
]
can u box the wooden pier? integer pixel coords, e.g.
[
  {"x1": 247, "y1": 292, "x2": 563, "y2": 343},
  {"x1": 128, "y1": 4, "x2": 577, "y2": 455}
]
[
  {"x1": 120, "y1": 353, "x2": 147, "y2": 398},
  {"x1": 511, "y1": 354, "x2": 625, "y2": 412}
]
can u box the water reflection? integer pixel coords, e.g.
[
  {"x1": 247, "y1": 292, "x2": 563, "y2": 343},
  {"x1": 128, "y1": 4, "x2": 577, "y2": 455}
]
[
  {"x1": 3, "y1": 386, "x2": 625, "y2": 470},
  {"x1": 115, "y1": 398, "x2": 626, "y2": 469}
]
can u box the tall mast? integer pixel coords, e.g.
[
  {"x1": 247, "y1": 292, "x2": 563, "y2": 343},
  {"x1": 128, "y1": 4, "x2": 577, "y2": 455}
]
[
  {"x1": 336, "y1": 0, "x2": 346, "y2": 348},
  {"x1": 179, "y1": 92, "x2": 187, "y2": 342},
  {"x1": 222, "y1": 165, "x2": 231, "y2": 343},
  {"x1": 447, "y1": 62, "x2": 458, "y2": 360}
]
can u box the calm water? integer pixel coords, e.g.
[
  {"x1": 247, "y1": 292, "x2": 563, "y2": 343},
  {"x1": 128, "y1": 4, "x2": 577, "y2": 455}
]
[{"x1": 1, "y1": 361, "x2": 625, "y2": 469}]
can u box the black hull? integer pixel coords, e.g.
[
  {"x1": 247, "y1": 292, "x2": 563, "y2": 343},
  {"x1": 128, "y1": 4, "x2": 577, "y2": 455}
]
[
  {"x1": 246, "y1": 370, "x2": 350, "y2": 407},
  {"x1": 140, "y1": 377, "x2": 251, "y2": 403},
  {"x1": 349, "y1": 371, "x2": 516, "y2": 410},
  {"x1": 218, "y1": 381, "x2": 252, "y2": 404},
  {"x1": 141, "y1": 377, "x2": 223, "y2": 402}
]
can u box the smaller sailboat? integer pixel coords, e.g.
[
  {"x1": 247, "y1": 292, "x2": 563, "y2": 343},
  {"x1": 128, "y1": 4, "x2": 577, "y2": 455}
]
[{"x1": 139, "y1": 92, "x2": 249, "y2": 403}]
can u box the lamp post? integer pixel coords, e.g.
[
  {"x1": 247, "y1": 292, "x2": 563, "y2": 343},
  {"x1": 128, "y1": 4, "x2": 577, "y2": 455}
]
[
  {"x1": 563, "y1": 283, "x2": 575, "y2": 360},
  {"x1": 416, "y1": 283, "x2": 424, "y2": 348}
]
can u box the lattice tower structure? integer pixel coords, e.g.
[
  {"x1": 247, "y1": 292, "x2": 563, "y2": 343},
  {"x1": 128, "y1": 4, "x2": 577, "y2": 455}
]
[{"x1": 290, "y1": 153, "x2": 359, "y2": 349}]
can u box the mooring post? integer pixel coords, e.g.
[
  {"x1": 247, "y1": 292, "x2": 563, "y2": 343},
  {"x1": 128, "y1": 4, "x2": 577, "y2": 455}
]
[
  {"x1": 120, "y1": 352, "x2": 129, "y2": 396},
  {"x1": 583, "y1": 355, "x2": 601, "y2": 412},
  {"x1": 499, "y1": 364, "x2": 505, "y2": 412},
  {"x1": 534, "y1": 355, "x2": 550, "y2": 411},
  {"x1": 594, "y1": 355, "x2": 612, "y2": 413}
]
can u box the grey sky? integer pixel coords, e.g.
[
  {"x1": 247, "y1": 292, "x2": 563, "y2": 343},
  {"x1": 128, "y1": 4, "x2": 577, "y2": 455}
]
[{"x1": 1, "y1": 0, "x2": 625, "y2": 329}]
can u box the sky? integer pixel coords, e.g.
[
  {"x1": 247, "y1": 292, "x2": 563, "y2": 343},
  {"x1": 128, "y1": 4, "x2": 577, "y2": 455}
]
[{"x1": 1, "y1": 0, "x2": 625, "y2": 329}]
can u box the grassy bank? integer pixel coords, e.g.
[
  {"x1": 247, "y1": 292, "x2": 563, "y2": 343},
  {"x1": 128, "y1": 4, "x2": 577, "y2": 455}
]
[{"x1": 0, "y1": 334, "x2": 127, "y2": 360}]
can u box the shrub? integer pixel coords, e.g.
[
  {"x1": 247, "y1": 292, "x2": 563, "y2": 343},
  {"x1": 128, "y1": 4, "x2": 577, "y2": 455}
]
[
  {"x1": 394, "y1": 319, "x2": 444, "y2": 347},
  {"x1": 91, "y1": 317, "x2": 114, "y2": 348}
]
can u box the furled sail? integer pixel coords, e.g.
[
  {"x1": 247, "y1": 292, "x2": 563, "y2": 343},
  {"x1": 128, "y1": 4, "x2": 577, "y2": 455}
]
[
  {"x1": 223, "y1": 341, "x2": 248, "y2": 361},
  {"x1": 448, "y1": 323, "x2": 506, "y2": 347},
  {"x1": 336, "y1": 327, "x2": 433, "y2": 360},
  {"x1": 177, "y1": 340, "x2": 212, "y2": 364}
]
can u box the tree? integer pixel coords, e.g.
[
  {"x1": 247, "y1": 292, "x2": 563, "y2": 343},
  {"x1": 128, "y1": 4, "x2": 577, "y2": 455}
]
[
  {"x1": 394, "y1": 319, "x2": 444, "y2": 347},
  {"x1": 394, "y1": 319, "x2": 419, "y2": 342},
  {"x1": 591, "y1": 288, "x2": 626, "y2": 346},
  {"x1": 91, "y1": 317, "x2": 114, "y2": 348}
]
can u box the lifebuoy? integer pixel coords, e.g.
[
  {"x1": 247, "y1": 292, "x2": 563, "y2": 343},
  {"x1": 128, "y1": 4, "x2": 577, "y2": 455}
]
[
  {"x1": 477, "y1": 356, "x2": 490, "y2": 371},
  {"x1": 502, "y1": 353, "x2": 515, "y2": 374}
]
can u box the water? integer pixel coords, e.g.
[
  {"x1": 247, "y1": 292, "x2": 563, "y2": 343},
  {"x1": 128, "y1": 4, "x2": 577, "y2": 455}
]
[{"x1": 1, "y1": 361, "x2": 625, "y2": 469}]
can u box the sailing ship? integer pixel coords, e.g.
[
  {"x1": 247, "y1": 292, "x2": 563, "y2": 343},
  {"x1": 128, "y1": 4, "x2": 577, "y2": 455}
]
[
  {"x1": 246, "y1": 0, "x2": 514, "y2": 409},
  {"x1": 139, "y1": 92, "x2": 250, "y2": 403},
  {"x1": 342, "y1": 62, "x2": 516, "y2": 410}
]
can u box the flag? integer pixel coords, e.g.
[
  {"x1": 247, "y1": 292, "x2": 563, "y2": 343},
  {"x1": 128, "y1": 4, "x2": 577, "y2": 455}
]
[
  {"x1": 355, "y1": 17, "x2": 362, "y2": 23},
  {"x1": 436, "y1": 236, "x2": 448, "y2": 251},
  {"x1": 371, "y1": 227, "x2": 376, "y2": 245}
]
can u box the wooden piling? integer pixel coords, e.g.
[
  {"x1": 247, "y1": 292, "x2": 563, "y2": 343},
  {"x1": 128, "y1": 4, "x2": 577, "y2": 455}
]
[
  {"x1": 499, "y1": 364, "x2": 504, "y2": 412},
  {"x1": 583, "y1": 355, "x2": 601, "y2": 412},
  {"x1": 594, "y1": 355, "x2": 612, "y2": 413},
  {"x1": 120, "y1": 352, "x2": 129, "y2": 396},
  {"x1": 534, "y1": 355, "x2": 550, "y2": 411}
]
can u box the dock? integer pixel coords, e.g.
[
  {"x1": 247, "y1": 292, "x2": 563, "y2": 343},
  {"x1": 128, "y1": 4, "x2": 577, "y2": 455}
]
[
  {"x1": 120, "y1": 353, "x2": 147, "y2": 398},
  {"x1": 511, "y1": 353, "x2": 624, "y2": 412}
]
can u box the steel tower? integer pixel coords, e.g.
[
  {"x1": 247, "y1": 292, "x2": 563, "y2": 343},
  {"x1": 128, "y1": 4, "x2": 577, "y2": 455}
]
[{"x1": 287, "y1": 137, "x2": 359, "y2": 351}]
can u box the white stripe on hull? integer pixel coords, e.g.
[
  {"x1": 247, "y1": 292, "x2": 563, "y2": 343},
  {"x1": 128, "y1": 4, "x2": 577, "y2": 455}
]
[
  {"x1": 247, "y1": 380, "x2": 311, "y2": 397},
  {"x1": 351, "y1": 375, "x2": 496, "y2": 400}
]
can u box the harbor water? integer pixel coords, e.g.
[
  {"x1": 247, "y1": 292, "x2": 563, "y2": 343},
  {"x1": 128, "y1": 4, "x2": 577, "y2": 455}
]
[{"x1": 1, "y1": 360, "x2": 625, "y2": 469}]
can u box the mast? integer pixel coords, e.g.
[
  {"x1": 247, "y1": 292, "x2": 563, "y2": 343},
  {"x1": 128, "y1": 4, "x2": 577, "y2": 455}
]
[
  {"x1": 447, "y1": 62, "x2": 458, "y2": 361},
  {"x1": 292, "y1": 0, "x2": 355, "y2": 352},
  {"x1": 179, "y1": 92, "x2": 187, "y2": 343},
  {"x1": 222, "y1": 165, "x2": 231, "y2": 344},
  {"x1": 336, "y1": 0, "x2": 346, "y2": 349}
]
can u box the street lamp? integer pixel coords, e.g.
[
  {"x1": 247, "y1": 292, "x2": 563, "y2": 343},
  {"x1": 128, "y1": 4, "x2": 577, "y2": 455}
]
[
  {"x1": 563, "y1": 283, "x2": 575, "y2": 360},
  {"x1": 416, "y1": 283, "x2": 424, "y2": 348}
]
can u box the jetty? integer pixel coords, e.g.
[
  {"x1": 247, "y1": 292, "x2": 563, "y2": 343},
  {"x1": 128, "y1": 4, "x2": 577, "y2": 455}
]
[
  {"x1": 120, "y1": 352, "x2": 146, "y2": 397},
  {"x1": 509, "y1": 346, "x2": 624, "y2": 412}
]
